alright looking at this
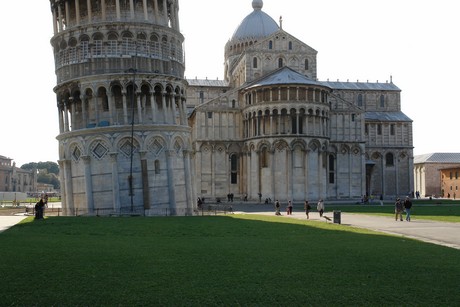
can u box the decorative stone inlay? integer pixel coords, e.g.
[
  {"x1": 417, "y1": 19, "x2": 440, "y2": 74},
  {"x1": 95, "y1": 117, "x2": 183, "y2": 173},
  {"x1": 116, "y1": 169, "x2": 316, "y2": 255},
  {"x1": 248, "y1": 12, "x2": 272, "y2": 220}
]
[
  {"x1": 72, "y1": 146, "x2": 82, "y2": 162},
  {"x1": 148, "y1": 139, "x2": 164, "y2": 156},
  {"x1": 120, "y1": 139, "x2": 137, "y2": 158},
  {"x1": 91, "y1": 142, "x2": 109, "y2": 159}
]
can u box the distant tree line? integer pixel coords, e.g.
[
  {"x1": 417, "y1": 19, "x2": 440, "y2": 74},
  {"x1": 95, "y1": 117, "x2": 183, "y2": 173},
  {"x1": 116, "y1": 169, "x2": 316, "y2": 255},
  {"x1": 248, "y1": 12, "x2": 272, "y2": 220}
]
[{"x1": 21, "y1": 161, "x2": 60, "y2": 190}]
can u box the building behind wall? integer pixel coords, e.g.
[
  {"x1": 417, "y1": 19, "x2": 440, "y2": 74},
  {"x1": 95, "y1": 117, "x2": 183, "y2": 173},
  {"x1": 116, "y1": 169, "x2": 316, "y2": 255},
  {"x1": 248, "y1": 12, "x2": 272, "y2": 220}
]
[
  {"x1": 0, "y1": 155, "x2": 37, "y2": 193},
  {"x1": 414, "y1": 153, "x2": 460, "y2": 197},
  {"x1": 187, "y1": 1, "x2": 414, "y2": 202}
]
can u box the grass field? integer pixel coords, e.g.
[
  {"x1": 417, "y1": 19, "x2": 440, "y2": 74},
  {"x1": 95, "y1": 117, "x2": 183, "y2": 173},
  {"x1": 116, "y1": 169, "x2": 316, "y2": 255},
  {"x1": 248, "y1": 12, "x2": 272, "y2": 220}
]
[{"x1": 1, "y1": 214, "x2": 459, "y2": 306}]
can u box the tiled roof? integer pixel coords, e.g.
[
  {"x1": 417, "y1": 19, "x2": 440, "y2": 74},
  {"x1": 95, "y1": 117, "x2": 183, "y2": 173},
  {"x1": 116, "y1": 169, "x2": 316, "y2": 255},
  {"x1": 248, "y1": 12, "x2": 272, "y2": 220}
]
[
  {"x1": 322, "y1": 81, "x2": 400, "y2": 91},
  {"x1": 365, "y1": 111, "x2": 412, "y2": 122},
  {"x1": 246, "y1": 66, "x2": 325, "y2": 89},
  {"x1": 414, "y1": 153, "x2": 460, "y2": 164},
  {"x1": 187, "y1": 79, "x2": 229, "y2": 87}
]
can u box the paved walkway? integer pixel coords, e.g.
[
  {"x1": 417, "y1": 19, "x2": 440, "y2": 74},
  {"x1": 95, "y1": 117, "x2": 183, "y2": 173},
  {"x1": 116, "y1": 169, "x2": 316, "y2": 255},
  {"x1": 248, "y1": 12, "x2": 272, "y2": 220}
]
[
  {"x1": 2, "y1": 205, "x2": 459, "y2": 250},
  {"x1": 0, "y1": 216, "x2": 28, "y2": 233},
  {"x1": 239, "y1": 210, "x2": 460, "y2": 250}
]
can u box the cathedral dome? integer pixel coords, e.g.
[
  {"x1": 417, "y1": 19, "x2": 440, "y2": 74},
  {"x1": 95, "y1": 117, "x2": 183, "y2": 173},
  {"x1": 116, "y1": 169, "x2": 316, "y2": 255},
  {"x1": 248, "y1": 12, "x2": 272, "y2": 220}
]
[{"x1": 230, "y1": 0, "x2": 279, "y2": 42}]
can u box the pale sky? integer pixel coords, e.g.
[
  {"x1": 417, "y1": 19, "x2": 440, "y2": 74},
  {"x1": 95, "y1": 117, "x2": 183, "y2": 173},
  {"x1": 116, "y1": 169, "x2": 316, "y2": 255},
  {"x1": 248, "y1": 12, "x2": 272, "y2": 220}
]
[{"x1": 1, "y1": 0, "x2": 459, "y2": 166}]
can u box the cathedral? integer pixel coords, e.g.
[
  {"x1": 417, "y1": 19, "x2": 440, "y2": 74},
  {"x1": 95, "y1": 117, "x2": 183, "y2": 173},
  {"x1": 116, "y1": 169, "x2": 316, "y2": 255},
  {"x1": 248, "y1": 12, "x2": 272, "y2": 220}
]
[
  {"x1": 187, "y1": 0, "x2": 414, "y2": 203},
  {"x1": 48, "y1": 0, "x2": 413, "y2": 216}
]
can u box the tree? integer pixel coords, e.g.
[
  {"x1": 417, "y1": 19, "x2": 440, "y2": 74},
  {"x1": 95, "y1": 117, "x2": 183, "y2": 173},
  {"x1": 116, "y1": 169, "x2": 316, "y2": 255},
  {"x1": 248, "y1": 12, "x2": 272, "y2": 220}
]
[
  {"x1": 21, "y1": 161, "x2": 60, "y2": 189},
  {"x1": 21, "y1": 161, "x2": 59, "y2": 175}
]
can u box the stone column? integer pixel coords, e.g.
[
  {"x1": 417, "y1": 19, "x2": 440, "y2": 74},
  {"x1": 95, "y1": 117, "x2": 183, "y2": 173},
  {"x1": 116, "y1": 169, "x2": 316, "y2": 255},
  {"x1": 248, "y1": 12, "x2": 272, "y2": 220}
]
[
  {"x1": 270, "y1": 149, "x2": 276, "y2": 200},
  {"x1": 75, "y1": 0, "x2": 81, "y2": 25},
  {"x1": 165, "y1": 150, "x2": 176, "y2": 214},
  {"x1": 140, "y1": 151, "x2": 150, "y2": 210},
  {"x1": 161, "y1": 92, "x2": 167, "y2": 124},
  {"x1": 70, "y1": 98, "x2": 76, "y2": 131},
  {"x1": 150, "y1": 93, "x2": 157, "y2": 123},
  {"x1": 288, "y1": 148, "x2": 293, "y2": 200},
  {"x1": 162, "y1": 0, "x2": 168, "y2": 25},
  {"x1": 246, "y1": 151, "x2": 251, "y2": 199},
  {"x1": 81, "y1": 95, "x2": 88, "y2": 128},
  {"x1": 94, "y1": 95, "x2": 100, "y2": 125},
  {"x1": 108, "y1": 92, "x2": 115, "y2": 124},
  {"x1": 65, "y1": 1, "x2": 70, "y2": 29},
  {"x1": 296, "y1": 111, "x2": 300, "y2": 135},
  {"x1": 136, "y1": 93, "x2": 142, "y2": 124},
  {"x1": 58, "y1": 104, "x2": 64, "y2": 133},
  {"x1": 153, "y1": 0, "x2": 159, "y2": 21},
  {"x1": 52, "y1": 6, "x2": 58, "y2": 35},
  {"x1": 82, "y1": 156, "x2": 94, "y2": 214},
  {"x1": 101, "y1": 0, "x2": 107, "y2": 20},
  {"x1": 87, "y1": 0, "x2": 93, "y2": 22},
  {"x1": 122, "y1": 91, "x2": 128, "y2": 124},
  {"x1": 110, "y1": 153, "x2": 121, "y2": 212},
  {"x1": 57, "y1": 3, "x2": 64, "y2": 32},
  {"x1": 115, "y1": 0, "x2": 121, "y2": 20},
  {"x1": 64, "y1": 102, "x2": 70, "y2": 132},
  {"x1": 129, "y1": 0, "x2": 135, "y2": 19},
  {"x1": 304, "y1": 149, "x2": 309, "y2": 199},
  {"x1": 63, "y1": 159, "x2": 74, "y2": 215},
  {"x1": 57, "y1": 160, "x2": 67, "y2": 214},
  {"x1": 143, "y1": 0, "x2": 148, "y2": 21},
  {"x1": 183, "y1": 150, "x2": 193, "y2": 215},
  {"x1": 171, "y1": 96, "x2": 178, "y2": 124}
]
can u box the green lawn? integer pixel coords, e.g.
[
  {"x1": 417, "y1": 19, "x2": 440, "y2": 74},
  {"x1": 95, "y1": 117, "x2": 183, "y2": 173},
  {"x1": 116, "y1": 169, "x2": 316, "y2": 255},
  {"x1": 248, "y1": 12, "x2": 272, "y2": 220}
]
[{"x1": 1, "y1": 215, "x2": 459, "y2": 306}]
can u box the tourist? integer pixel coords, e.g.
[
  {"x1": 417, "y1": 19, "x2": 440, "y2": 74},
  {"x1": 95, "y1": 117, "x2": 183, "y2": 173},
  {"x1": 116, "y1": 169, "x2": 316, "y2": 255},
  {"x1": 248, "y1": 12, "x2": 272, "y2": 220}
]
[
  {"x1": 287, "y1": 200, "x2": 293, "y2": 215},
  {"x1": 394, "y1": 198, "x2": 403, "y2": 221},
  {"x1": 304, "y1": 200, "x2": 311, "y2": 219},
  {"x1": 34, "y1": 197, "x2": 45, "y2": 220},
  {"x1": 404, "y1": 196, "x2": 413, "y2": 221},
  {"x1": 317, "y1": 199, "x2": 324, "y2": 217},
  {"x1": 275, "y1": 200, "x2": 281, "y2": 215}
]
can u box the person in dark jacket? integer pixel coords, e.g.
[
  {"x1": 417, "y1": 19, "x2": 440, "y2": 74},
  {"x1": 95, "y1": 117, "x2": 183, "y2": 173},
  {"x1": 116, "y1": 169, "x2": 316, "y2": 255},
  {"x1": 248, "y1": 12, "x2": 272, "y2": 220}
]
[
  {"x1": 404, "y1": 196, "x2": 413, "y2": 221},
  {"x1": 34, "y1": 198, "x2": 45, "y2": 220},
  {"x1": 395, "y1": 198, "x2": 403, "y2": 221}
]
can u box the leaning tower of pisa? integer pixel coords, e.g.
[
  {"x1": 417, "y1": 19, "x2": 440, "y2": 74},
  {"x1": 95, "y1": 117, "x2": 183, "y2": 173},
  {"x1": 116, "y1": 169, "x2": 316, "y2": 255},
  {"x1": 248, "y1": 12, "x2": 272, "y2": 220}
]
[{"x1": 48, "y1": 0, "x2": 194, "y2": 216}]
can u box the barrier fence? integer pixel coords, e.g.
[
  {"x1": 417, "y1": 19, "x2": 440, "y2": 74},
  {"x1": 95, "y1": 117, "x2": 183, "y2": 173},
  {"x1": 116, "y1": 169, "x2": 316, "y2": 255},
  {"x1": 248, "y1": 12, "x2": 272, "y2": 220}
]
[{"x1": 0, "y1": 203, "x2": 234, "y2": 217}]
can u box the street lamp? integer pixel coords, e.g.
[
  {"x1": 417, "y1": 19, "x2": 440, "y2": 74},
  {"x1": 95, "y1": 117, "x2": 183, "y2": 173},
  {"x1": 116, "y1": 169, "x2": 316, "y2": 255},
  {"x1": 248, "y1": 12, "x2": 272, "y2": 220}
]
[{"x1": 127, "y1": 43, "x2": 138, "y2": 213}]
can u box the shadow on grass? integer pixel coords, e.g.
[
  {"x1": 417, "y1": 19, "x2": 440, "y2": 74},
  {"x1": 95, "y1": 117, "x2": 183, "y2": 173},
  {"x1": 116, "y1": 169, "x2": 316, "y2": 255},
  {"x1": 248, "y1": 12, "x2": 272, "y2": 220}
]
[{"x1": 1, "y1": 215, "x2": 459, "y2": 306}]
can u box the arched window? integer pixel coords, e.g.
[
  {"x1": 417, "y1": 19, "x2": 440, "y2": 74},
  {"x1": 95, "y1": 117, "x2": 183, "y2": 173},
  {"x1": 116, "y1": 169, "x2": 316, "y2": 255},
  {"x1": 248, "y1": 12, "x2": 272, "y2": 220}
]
[
  {"x1": 386, "y1": 153, "x2": 394, "y2": 166},
  {"x1": 260, "y1": 148, "x2": 269, "y2": 168},
  {"x1": 253, "y1": 57, "x2": 258, "y2": 68},
  {"x1": 304, "y1": 59, "x2": 309, "y2": 70},
  {"x1": 278, "y1": 58, "x2": 283, "y2": 68},
  {"x1": 329, "y1": 154, "x2": 335, "y2": 184},
  {"x1": 269, "y1": 40, "x2": 273, "y2": 49},
  {"x1": 230, "y1": 154, "x2": 238, "y2": 184},
  {"x1": 154, "y1": 160, "x2": 160, "y2": 174},
  {"x1": 288, "y1": 41, "x2": 293, "y2": 50}
]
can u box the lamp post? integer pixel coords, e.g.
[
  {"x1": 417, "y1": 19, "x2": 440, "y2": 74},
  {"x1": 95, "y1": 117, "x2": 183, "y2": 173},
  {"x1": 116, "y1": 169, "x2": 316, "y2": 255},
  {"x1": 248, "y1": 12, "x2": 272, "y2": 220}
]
[
  {"x1": 128, "y1": 67, "x2": 136, "y2": 213},
  {"x1": 127, "y1": 43, "x2": 138, "y2": 213}
]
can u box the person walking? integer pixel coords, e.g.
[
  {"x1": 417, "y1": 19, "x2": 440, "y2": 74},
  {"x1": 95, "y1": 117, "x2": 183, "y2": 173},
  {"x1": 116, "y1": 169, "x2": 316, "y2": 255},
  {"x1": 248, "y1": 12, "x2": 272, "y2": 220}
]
[
  {"x1": 404, "y1": 196, "x2": 413, "y2": 221},
  {"x1": 287, "y1": 200, "x2": 293, "y2": 215},
  {"x1": 275, "y1": 200, "x2": 281, "y2": 215},
  {"x1": 304, "y1": 200, "x2": 311, "y2": 219},
  {"x1": 379, "y1": 194, "x2": 384, "y2": 206},
  {"x1": 317, "y1": 199, "x2": 324, "y2": 217},
  {"x1": 395, "y1": 198, "x2": 404, "y2": 221}
]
